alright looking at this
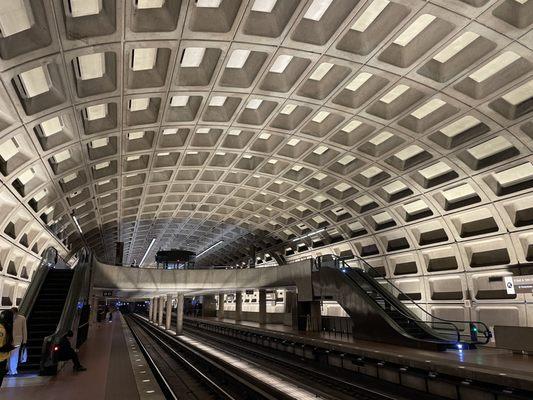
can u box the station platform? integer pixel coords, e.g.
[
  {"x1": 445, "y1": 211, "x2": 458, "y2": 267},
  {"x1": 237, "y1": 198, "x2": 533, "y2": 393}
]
[
  {"x1": 187, "y1": 317, "x2": 533, "y2": 393},
  {"x1": 0, "y1": 313, "x2": 164, "y2": 400}
]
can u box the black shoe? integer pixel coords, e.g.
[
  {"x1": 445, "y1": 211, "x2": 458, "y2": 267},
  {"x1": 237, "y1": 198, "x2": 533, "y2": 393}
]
[{"x1": 74, "y1": 366, "x2": 87, "y2": 372}]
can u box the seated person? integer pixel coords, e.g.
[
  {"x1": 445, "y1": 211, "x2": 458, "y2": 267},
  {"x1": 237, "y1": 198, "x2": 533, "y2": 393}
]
[{"x1": 56, "y1": 330, "x2": 86, "y2": 372}]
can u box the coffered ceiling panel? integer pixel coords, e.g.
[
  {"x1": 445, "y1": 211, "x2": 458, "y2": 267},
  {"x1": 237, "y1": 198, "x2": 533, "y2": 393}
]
[{"x1": 0, "y1": 0, "x2": 531, "y2": 267}]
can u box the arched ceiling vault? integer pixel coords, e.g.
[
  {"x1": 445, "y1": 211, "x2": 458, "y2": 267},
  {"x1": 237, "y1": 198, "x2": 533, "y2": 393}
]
[{"x1": 0, "y1": 0, "x2": 532, "y2": 267}]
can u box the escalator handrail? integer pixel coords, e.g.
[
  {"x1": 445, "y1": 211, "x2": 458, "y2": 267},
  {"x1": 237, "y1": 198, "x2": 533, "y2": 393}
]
[
  {"x1": 18, "y1": 247, "x2": 60, "y2": 319},
  {"x1": 340, "y1": 266, "x2": 461, "y2": 344},
  {"x1": 333, "y1": 254, "x2": 491, "y2": 344}
]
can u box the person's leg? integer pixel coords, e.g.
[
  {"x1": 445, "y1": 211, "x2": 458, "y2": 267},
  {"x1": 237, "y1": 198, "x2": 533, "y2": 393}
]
[
  {"x1": 7, "y1": 346, "x2": 20, "y2": 375},
  {"x1": 0, "y1": 359, "x2": 8, "y2": 387},
  {"x1": 68, "y1": 349, "x2": 85, "y2": 370}
]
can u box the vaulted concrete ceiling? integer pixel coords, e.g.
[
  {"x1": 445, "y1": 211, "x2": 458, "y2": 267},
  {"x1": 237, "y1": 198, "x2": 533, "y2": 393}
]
[{"x1": 0, "y1": 0, "x2": 531, "y2": 267}]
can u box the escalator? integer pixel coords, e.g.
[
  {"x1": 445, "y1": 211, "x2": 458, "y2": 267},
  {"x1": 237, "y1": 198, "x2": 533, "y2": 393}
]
[
  {"x1": 344, "y1": 268, "x2": 457, "y2": 345},
  {"x1": 19, "y1": 269, "x2": 74, "y2": 372},
  {"x1": 315, "y1": 255, "x2": 491, "y2": 351},
  {"x1": 18, "y1": 247, "x2": 92, "y2": 374}
]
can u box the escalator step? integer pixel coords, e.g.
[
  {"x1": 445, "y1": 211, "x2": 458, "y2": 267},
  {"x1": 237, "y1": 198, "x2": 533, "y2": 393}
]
[
  {"x1": 22, "y1": 270, "x2": 74, "y2": 373},
  {"x1": 28, "y1": 332, "x2": 54, "y2": 337},
  {"x1": 26, "y1": 346, "x2": 43, "y2": 350}
]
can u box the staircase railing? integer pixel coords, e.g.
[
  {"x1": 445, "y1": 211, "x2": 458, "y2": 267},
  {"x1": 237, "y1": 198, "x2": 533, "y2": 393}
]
[{"x1": 318, "y1": 254, "x2": 492, "y2": 345}]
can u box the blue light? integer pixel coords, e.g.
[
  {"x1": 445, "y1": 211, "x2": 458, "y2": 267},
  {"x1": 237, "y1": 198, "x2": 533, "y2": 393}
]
[{"x1": 456, "y1": 344, "x2": 463, "y2": 350}]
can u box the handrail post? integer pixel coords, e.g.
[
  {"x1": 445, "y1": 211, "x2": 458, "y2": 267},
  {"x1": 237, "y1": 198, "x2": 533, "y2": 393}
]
[{"x1": 469, "y1": 322, "x2": 478, "y2": 343}]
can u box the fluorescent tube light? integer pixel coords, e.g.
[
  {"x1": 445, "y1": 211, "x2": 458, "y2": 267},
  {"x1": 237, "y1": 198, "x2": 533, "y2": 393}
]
[
  {"x1": 292, "y1": 228, "x2": 326, "y2": 242},
  {"x1": 73, "y1": 215, "x2": 83, "y2": 233},
  {"x1": 197, "y1": 241, "x2": 223, "y2": 258},
  {"x1": 140, "y1": 238, "x2": 156, "y2": 266}
]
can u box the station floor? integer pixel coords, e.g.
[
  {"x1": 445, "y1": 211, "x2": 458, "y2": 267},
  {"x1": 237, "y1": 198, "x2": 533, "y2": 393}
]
[
  {"x1": 0, "y1": 313, "x2": 163, "y2": 400},
  {"x1": 191, "y1": 317, "x2": 533, "y2": 392}
]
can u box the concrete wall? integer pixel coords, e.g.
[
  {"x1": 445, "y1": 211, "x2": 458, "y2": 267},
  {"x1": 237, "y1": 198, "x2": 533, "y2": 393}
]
[{"x1": 221, "y1": 310, "x2": 292, "y2": 326}]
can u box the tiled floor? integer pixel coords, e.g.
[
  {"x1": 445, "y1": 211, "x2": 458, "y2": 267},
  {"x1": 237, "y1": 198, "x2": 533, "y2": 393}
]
[{"x1": 0, "y1": 313, "x2": 156, "y2": 400}]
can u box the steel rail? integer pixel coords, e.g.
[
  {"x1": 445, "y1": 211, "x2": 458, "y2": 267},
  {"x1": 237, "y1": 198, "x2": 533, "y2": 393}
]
[{"x1": 127, "y1": 314, "x2": 291, "y2": 400}]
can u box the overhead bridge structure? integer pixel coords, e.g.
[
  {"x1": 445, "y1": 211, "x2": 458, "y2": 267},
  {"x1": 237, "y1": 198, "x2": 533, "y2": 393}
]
[
  {"x1": 92, "y1": 256, "x2": 491, "y2": 351},
  {"x1": 91, "y1": 258, "x2": 315, "y2": 299}
]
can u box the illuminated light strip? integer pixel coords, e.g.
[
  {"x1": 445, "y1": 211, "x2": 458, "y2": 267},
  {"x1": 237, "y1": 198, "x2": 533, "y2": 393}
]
[
  {"x1": 72, "y1": 215, "x2": 83, "y2": 234},
  {"x1": 179, "y1": 336, "x2": 319, "y2": 400},
  {"x1": 292, "y1": 228, "x2": 326, "y2": 242},
  {"x1": 140, "y1": 238, "x2": 156, "y2": 266},
  {"x1": 196, "y1": 241, "x2": 223, "y2": 258}
]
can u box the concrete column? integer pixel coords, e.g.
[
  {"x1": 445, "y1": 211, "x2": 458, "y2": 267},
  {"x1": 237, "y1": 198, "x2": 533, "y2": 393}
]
[
  {"x1": 165, "y1": 293, "x2": 172, "y2": 330},
  {"x1": 309, "y1": 300, "x2": 322, "y2": 332},
  {"x1": 158, "y1": 296, "x2": 164, "y2": 326},
  {"x1": 258, "y1": 289, "x2": 267, "y2": 325},
  {"x1": 152, "y1": 297, "x2": 158, "y2": 323},
  {"x1": 175, "y1": 293, "x2": 184, "y2": 335},
  {"x1": 202, "y1": 295, "x2": 217, "y2": 318},
  {"x1": 288, "y1": 292, "x2": 299, "y2": 329},
  {"x1": 217, "y1": 293, "x2": 224, "y2": 319},
  {"x1": 284, "y1": 290, "x2": 293, "y2": 314},
  {"x1": 235, "y1": 291, "x2": 242, "y2": 322},
  {"x1": 294, "y1": 300, "x2": 322, "y2": 331},
  {"x1": 148, "y1": 298, "x2": 153, "y2": 322}
]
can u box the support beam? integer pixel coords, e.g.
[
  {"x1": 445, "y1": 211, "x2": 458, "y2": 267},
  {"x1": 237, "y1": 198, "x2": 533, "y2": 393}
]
[
  {"x1": 158, "y1": 295, "x2": 164, "y2": 326},
  {"x1": 165, "y1": 293, "x2": 172, "y2": 330},
  {"x1": 258, "y1": 289, "x2": 267, "y2": 325},
  {"x1": 235, "y1": 291, "x2": 242, "y2": 322},
  {"x1": 217, "y1": 293, "x2": 224, "y2": 319},
  {"x1": 176, "y1": 293, "x2": 184, "y2": 335}
]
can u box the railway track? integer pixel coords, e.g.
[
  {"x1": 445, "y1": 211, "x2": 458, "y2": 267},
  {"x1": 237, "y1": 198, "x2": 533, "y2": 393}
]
[
  {"x1": 182, "y1": 319, "x2": 441, "y2": 400},
  {"x1": 130, "y1": 312, "x2": 444, "y2": 400},
  {"x1": 125, "y1": 314, "x2": 296, "y2": 400}
]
